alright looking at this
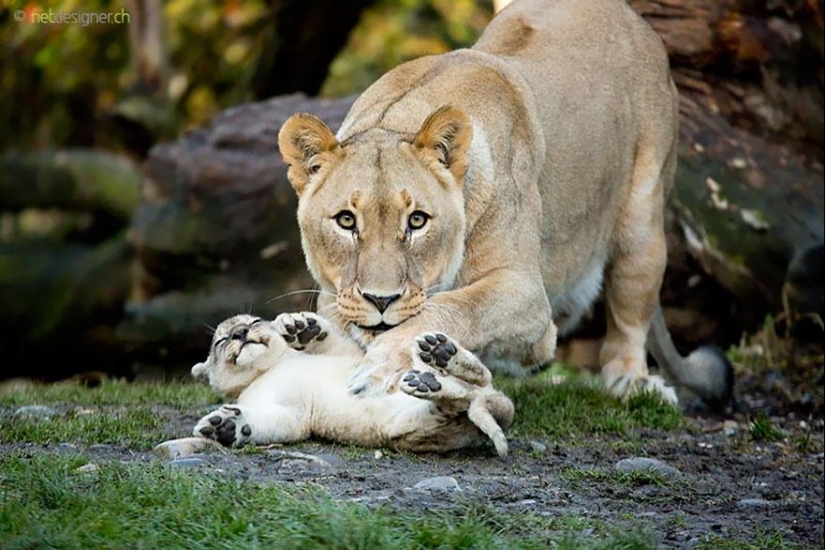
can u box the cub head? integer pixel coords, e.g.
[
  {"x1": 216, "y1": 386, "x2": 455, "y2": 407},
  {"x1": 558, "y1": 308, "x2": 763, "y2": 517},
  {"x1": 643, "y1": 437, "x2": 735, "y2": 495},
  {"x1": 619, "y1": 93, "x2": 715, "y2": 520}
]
[
  {"x1": 191, "y1": 314, "x2": 284, "y2": 399},
  {"x1": 278, "y1": 106, "x2": 472, "y2": 339}
]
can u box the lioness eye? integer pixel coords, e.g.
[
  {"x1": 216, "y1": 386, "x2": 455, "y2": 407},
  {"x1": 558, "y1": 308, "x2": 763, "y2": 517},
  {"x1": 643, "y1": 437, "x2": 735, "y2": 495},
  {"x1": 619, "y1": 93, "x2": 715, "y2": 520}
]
[
  {"x1": 334, "y1": 210, "x2": 357, "y2": 231},
  {"x1": 408, "y1": 211, "x2": 430, "y2": 231}
]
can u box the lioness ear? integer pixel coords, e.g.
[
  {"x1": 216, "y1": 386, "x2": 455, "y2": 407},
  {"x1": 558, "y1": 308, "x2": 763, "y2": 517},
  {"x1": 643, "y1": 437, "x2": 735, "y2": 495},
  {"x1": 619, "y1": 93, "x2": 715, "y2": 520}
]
[
  {"x1": 413, "y1": 106, "x2": 472, "y2": 183},
  {"x1": 278, "y1": 113, "x2": 339, "y2": 196},
  {"x1": 191, "y1": 361, "x2": 208, "y2": 380}
]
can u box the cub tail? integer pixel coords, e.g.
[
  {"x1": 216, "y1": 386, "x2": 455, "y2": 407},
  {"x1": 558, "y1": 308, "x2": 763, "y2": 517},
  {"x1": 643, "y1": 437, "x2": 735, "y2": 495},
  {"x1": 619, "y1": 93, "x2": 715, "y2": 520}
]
[{"x1": 647, "y1": 306, "x2": 734, "y2": 409}]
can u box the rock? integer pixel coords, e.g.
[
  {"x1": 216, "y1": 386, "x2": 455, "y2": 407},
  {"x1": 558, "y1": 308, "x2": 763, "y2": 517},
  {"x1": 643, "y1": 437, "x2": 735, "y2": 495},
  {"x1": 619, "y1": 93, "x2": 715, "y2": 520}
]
[
  {"x1": 737, "y1": 498, "x2": 772, "y2": 509},
  {"x1": 74, "y1": 463, "x2": 99, "y2": 474},
  {"x1": 167, "y1": 457, "x2": 207, "y2": 468},
  {"x1": 615, "y1": 457, "x2": 682, "y2": 478},
  {"x1": 723, "y1": 420, "x2": 739, "y2": 437},
  {"x1": 529, "y1": 440, "x2": 548, "y2": 454},
  {"x1": 412, "y1": 476, "x2": 462, "y2": 492},
  {"x1": 269, "y1": 450, "x2": 335, "y2": 468},
  {"x1": 14, "y1": 405, "x2": 57, "y2": 418},
  {"x1": 153, "y1": 437, "x2": 223, "y2": 459}
]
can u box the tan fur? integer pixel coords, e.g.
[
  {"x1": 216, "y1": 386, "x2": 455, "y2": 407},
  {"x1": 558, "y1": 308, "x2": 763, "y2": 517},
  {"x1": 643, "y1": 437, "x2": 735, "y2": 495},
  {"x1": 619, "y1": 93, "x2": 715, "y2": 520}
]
[
  {"x1": 278, "y1": 0, "x2": 731, "y2": 405},
  {"x1": 191, "y1": 313, "x2": 514, "y2": 456}
]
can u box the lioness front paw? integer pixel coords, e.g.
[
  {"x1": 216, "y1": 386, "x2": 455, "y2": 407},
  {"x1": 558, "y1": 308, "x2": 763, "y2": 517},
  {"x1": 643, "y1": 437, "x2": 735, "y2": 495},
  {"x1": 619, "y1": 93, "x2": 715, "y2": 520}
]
[
  {"x1": 608, "y1": 374, "x2": 678, "y2": 406},
  {"x1": 194, "y1": 405, "x2": 253, "y2": 447},
  {"x1": 274, "y1": 312, "x2": 329, "y2": 352}
]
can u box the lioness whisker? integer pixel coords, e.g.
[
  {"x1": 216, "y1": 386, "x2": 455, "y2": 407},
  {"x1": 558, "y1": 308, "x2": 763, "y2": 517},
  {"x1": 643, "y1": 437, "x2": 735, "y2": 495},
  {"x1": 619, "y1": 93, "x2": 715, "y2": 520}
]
[{"x1": 266, "y1": 289, "x2": 336, "y2": 306}]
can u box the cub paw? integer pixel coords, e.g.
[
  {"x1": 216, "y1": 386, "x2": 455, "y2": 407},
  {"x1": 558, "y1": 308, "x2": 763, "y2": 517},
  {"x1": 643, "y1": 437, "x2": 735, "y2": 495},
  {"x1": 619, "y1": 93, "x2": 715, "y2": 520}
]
[
  {"x1": 415, "y1": 333, "x2": 457, "y2": 368},
  {"x1": 193, "y1": 405, "x2": 253, "y2": 447},
  {"x1": 608, "y1": 374, "x2": 679, "y2": 406},
  {"x1": 412, "y1": 332, "x2": 489, "y2": 386},
  {"x1": 401, "y1": 369, "x2": 443, "y2": 395},
  {"x1": 274, "y1": 312, "x2": 329, "y2": 352}
]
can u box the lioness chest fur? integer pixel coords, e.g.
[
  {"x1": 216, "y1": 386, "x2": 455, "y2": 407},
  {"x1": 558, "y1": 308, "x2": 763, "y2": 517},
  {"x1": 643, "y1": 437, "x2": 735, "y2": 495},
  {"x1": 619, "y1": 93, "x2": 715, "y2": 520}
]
[{"x1": 278, "y1": 0, "x2": 733, "y2": 406}]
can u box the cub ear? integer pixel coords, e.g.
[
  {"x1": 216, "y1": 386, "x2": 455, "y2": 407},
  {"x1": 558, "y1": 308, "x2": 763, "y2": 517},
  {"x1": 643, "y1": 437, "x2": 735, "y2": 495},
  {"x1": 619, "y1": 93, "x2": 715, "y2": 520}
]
[
  {"x1": 413, "y1": 106, "x2": 473, "y2": 183},
  {"x1": 191, "y1": 361, "x2": 208, "y2": 380},
  {"x1": 278, "y1": 113, "x2": 340, "y2": 196}
]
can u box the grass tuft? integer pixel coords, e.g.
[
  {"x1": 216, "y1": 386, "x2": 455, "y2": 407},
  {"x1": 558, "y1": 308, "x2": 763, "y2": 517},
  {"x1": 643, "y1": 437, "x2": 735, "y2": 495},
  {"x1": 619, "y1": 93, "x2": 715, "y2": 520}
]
[{"x1": 496, "y1": 374, "x2": 682, "y2": 440}]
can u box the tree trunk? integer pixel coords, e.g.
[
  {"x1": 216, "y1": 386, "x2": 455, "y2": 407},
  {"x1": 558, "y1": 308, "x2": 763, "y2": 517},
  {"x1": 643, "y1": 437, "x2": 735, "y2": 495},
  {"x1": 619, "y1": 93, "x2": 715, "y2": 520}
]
[{"x1": 250, "y1": 0, "x2": 376, "y2": 98}]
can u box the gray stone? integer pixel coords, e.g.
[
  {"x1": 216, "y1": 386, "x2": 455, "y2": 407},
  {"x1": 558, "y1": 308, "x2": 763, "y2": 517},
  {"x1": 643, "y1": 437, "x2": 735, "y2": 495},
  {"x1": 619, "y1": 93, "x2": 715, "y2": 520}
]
[
  {"x1": 529, "y1": 440, "x2": 548, "y2": 454},
  {"x1": 615, "y1": 457, "x2": 682, "y2": 478},
  {"x1": 153, "y1": 437, "x2": 223, "y2": 459},
  {"x1": 737, "y1": 498, "x2": 772, "y2": 509},
  {"x1": 412, "y1": 476, "x2": 461, "y2": 492},
  {"x1": 167, "y1": 457, "x2": 207, "y2": 468},
  {"x1": 14, "y1": 405, "x2": 57, "y2": 418}
]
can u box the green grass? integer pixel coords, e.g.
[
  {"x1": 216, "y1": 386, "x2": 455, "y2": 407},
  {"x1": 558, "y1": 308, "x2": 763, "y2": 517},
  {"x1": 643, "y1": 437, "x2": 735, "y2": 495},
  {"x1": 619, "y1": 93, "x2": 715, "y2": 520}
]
[
  {"x1": 496, "y1": 371, "x2": 682, "y2": 440},
  {"x1": 0, "y1": 375, "x2": 682, "y2": 450},
  {"x1": 697, "y1": 528, "x2": 803, "y2": 550},
  {"x1": 559, "y1": 466, "x2": 671, "y2": 489},
  {"x1": 0, "y1": 379, "x2": 218, "y2": 409},
  {"x1": 0, "y1": 380, "x2": 221, "y2": 449},
  {"x1": 0, "y1": 453, "x2": 658, "y2": 549}
]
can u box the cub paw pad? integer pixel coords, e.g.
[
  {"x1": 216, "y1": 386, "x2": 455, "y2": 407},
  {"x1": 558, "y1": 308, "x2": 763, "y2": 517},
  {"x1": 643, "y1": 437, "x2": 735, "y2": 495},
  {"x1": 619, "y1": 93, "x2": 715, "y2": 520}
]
[
  {"x1": 416, "y1": 333, "x2": 457, "y2": 367},
  {"x1": 280, "y1": 315, "x2": 327, "y2": 349},
  {"x1": 402, "y1": 369, "x2": 442, "y2": 393},
  {"x1": 194, "y1": 406, "x2": 251, "y2": 447}
]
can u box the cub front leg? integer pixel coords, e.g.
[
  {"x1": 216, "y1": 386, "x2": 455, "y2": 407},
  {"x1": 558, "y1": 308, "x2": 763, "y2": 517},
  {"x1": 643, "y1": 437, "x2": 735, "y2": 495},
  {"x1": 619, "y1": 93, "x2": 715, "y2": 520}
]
[
  {"x1": 194, "y1": 405, "x2": 253, "y2": 448},
  {"x1": 194, "y1": 402, "x2": 306, "y2": 447},
  {"x1": 273, "y1": 312, "x2": 361, "y2": 356}
]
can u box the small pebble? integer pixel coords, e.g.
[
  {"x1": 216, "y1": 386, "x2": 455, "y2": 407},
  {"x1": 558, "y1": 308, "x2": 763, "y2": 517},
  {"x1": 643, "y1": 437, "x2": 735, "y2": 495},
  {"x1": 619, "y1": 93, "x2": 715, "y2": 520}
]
[
  {"x1": 74, "y1": 463, "x2": 99, "y2": 474},
  {"x1": 529, "y1": 440, "x2": 548, "y2": 454},
  {"x1": 737, "y1": 498, "x2": 772, "y2": 509},
  {"x1": 167, "y1": 457, "x2": 207, "y2": 468},
  {"x1": 615, "y1": 457, "x2": 681, "y2": 478},
  {"x1": 153, "y1": 437, "x2": 222, "y2": 459},
  {"x1": 723, "y1": 420, "x2": 738, "y2": 437},
  {"x1": 412, "y1": 476, "x2": 461, "y2": 492}
]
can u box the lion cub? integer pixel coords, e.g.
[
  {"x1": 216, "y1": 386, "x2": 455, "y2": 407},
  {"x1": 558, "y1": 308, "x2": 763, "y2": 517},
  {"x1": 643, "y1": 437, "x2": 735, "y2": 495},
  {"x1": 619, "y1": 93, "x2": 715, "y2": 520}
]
[{"x1": 191, "y1": 312, "x2": 514, "y2": 457}]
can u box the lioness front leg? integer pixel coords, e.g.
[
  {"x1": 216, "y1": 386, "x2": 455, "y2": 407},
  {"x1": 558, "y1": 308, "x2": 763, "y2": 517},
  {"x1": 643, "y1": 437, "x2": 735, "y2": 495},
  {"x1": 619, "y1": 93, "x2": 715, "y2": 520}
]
[
  {"x1": 600, "y1": 148, "x2": 678, "y2": 405},
  {"x1": 346, "y1": 271, "x2": 557, "y2": 394},
  {"x1": 274, "y1": 311, "x2": 361, "y2": 356}
]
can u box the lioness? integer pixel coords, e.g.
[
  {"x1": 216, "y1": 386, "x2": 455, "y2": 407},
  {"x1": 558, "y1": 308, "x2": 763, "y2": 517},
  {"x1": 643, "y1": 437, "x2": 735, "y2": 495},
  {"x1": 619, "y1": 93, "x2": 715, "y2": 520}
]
[
  {"x1": 191, "y1": 312, "x2": 514, "y2": 456},
  {"x1": 277, "y1": 0, "x2": 733, "y2": 406}
]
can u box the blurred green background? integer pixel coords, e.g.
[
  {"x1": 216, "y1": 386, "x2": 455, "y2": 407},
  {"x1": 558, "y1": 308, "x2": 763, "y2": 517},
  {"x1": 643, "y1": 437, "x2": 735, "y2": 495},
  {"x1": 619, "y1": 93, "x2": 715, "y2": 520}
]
[{"x1": 1, "y1": 0, "x2": 493, "y2": 153}]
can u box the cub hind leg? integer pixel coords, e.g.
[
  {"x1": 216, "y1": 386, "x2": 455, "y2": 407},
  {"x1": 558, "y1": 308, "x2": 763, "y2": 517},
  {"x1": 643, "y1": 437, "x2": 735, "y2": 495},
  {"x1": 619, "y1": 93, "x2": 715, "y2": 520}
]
[
  {"x1": 401, "y1": 332, "x2": 514, "y2": 457},
  {"x1": 600, "y1": 140, "x2": 678, "y2": 405}
]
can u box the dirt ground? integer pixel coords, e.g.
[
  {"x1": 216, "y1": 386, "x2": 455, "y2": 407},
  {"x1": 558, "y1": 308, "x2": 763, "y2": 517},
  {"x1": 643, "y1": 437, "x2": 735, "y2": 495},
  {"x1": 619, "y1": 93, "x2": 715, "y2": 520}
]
[{"x1": 12, "y1": 390, "x2": 820, "y2": 548}]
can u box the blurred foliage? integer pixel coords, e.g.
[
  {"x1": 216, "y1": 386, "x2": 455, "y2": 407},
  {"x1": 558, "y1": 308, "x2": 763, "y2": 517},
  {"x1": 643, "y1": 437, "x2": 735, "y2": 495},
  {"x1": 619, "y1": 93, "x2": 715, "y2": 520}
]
[
  {"x1": 322, "y1": 0, "x2": 494, "y2": 97},
  {"x1": 1, "y1": 0, "x2": 268, "y2": 151},
  {"x1": 1, "y1": 0, "x2": 493, "y2": 152}
]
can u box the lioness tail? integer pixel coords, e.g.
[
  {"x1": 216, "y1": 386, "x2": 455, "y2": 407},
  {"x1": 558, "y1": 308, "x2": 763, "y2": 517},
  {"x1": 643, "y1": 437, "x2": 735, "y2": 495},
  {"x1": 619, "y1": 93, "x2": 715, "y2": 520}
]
[{"x1": 647, "y1": 306, "x2": 734, "y2": 409}]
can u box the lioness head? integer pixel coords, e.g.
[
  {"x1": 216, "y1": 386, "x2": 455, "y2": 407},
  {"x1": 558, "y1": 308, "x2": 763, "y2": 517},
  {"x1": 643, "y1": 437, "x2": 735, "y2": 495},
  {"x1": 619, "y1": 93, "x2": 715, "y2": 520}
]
[
  {"x1": 192, "y1": 314, "x2": 284, "y2": 399},
  {"x1": 278, "y1": 106, "x2": 472, "y2": 336}
]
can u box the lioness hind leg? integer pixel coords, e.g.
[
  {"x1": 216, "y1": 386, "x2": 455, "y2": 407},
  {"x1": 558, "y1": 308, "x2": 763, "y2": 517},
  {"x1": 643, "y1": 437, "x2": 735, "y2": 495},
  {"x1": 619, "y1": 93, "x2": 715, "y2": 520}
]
[{"x1": 600, "y1": 145, "x2": 678, "y2": 406}]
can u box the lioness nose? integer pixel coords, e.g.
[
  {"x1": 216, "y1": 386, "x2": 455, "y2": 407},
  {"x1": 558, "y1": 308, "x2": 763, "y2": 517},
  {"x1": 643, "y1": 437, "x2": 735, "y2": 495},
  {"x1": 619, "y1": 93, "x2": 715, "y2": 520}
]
[{"x1": 362, "y1": 292, "x2": 401, "y2": 313}]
